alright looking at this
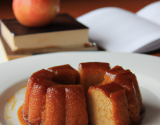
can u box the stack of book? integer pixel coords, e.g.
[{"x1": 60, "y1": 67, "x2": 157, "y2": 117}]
[{"x1": 0, "y1": 13, "x2": 97, "y2": 61}]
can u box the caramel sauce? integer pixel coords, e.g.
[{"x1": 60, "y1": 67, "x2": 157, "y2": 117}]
[
  {"x1": 17, "y1": 105, "x2": 28, "y2": 125},
  {"x1": 11, "y1": 100, "x2": 17, "y2": 111}
]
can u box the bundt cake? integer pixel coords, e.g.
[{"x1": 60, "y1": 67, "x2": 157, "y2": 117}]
[
  {"x1": 22, "y1": 65, "x2": 88, "y2": 125},
  {"x1": 87, "y1": 82, "x2": 130, "y2": 125},
  {"x1": 78, "y1": 62, "x2": 110, "y2": 96},
  {"x1": 20, "y1": 62, "x2": 143, "y2": 125},
  {"x1": 101, "y1": 65, "x2": 142, "y2": 125}
]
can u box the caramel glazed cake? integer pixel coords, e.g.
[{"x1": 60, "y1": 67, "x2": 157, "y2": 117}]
[{"x1": 21, "y1": 62, "x2": 143, "y2": 125}]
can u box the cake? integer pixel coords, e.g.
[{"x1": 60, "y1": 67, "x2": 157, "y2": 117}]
[
  {"x1": 101, "y1": 65, "x2": 142, "y2": 125},
  {"x1": 22, "y1": 65, "x2": 88, "y2": 125},
  {"x1": 87, "y1": 82, "x2": 130, "y2": 125},
  {"x1": 21, "y1": 63, "x2": 143, "y2": 125},
  {"x1": 78, "y1": 62, "x2": 110, "y2": 96}
]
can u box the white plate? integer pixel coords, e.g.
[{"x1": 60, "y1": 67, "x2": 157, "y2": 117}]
[{"x1": 0, "y1": 51, "x2": 160, "y2": 125}]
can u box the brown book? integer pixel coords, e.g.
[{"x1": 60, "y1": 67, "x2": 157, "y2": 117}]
[
  {"x1": 0, "y1": 33, "x2": 97, "y2": 60},
  {"x1": 0, "y1": 13, "x2": 97, "y2": 54},
  {"x1": 0, "y1": 35, "x2": 30, "y2": 60}
]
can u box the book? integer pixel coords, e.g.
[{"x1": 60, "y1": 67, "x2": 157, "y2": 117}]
[
  {"x1": 0, "y1": 32, "x2": 97, "y2": 61},
  {"x1": 0, "y1": 13, "x2": 97, "y2": 54},
  {"x1": 0, "y1": 35, "x2": 30, "y2": 61},
  {"x1": 76, "y1": 1, "x2": 160, "y2": 53}
]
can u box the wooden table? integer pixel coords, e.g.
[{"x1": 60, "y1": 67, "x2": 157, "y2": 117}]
[{"x1": 0, "y1": 0, "x2": 160, "y2": 56}]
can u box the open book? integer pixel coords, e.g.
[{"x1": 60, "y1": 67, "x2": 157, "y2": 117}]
[{"x1": 77, "y1": 1, "x2": 160, "y2": 53}]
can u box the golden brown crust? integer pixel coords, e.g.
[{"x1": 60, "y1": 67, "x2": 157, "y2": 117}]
[
  {"x1": 65, "y1": 85, "x2": 88, "y2": 125},
  {"x1": 78, "y1": 62, "x2": 110, "y2": 96},
  {"x1": 23, "y1": 63, "x2": 142, "y2": 125},
  {"x1": 42, "y1": 86, "x2": 65, "y2": 125},
  {"x1": 102, "y1": 65, "x2": 142, "y2": 125},
  {"x1": 22, "y1": 69, "x2": 57, "y2": 121},
  {"x1": 22, "y1": 67, "x2": 88, "y2": 125}
]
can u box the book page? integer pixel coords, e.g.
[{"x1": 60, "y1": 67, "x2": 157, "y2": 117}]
[
  {"x1": 136, "y1": 1, "x2": 160, "y2": 26},
  {"x1": 77, "y1": 7, "x2": 160, "y2": 53},
  {"x1": 0, "y1": 38, "x2": 8, "y2": 64}
]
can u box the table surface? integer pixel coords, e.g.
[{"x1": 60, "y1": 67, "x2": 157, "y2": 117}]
[{"x1": 0, "y1": 0, "x2": 160, "y2": 57}]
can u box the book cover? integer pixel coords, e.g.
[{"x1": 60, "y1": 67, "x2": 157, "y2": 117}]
[{"x1": 2, "y1": 13, "x2": 87, "y2": 36}]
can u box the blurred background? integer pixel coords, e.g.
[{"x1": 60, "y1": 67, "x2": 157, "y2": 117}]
[
  {"x1": 0, "y1": 0, "x2": 158, "y2": 19},
  {"x1": 0, "y1": 0, "x2": 160, "y2": 56}
]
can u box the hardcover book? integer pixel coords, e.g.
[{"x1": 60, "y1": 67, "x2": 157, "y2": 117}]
[
  {"x1": 0, "y1": 13, "x2": 97, "y2": 54},
  {"x1": 0, "y1": 34, "x2": 97, "y2": 61}
]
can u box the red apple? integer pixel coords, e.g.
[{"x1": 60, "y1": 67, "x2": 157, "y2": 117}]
[{"x1": 12, "y1": 0, "x2": 60, "y2": 27}]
